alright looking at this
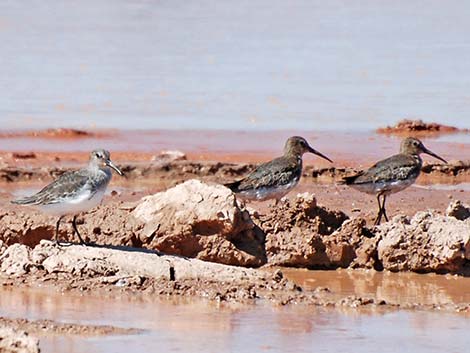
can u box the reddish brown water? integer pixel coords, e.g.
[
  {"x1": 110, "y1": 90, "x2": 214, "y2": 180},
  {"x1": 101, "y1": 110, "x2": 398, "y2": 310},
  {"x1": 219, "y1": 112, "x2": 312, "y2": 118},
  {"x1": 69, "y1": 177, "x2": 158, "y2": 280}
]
[
  {"x1": 1, "y1": 270, "x2": 470, "y2": 353},
  {"x1": 0, "y1": 129, "x2": 465, "y2": 167}
]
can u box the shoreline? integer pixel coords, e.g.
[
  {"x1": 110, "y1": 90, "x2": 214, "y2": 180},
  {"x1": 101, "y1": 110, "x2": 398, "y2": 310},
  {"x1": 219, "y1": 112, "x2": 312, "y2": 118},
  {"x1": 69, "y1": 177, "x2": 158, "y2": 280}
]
[{"x1": 0, "y1": 128, "x2": 468, "y2": 168}]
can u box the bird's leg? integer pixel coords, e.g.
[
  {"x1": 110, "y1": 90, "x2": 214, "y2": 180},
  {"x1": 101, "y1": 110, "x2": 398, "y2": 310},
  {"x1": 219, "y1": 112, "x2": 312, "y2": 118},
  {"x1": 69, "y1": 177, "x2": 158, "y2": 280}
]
[
  {"x1": 72, "y1": 215, "x2": 87, "y2": 245},
  {"x1": 55, "y1": 216, "x2": 64, "y2": 245},
  {"x1": 381, "y1": 195, "x2": 389, "y2": 222},
  {"x1": 374, "y1": 194, "x2": 384, "y2": 226},
  {"x1": 236, "y1": 197, "x2": 246, "y2": 210}
]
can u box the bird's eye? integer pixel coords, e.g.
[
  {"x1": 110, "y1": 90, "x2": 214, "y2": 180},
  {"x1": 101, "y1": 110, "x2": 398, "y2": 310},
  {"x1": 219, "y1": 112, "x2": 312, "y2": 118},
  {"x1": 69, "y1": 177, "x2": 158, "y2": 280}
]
[{"x1": 413, "y1": 141, "x2": 419, "y2": 146}]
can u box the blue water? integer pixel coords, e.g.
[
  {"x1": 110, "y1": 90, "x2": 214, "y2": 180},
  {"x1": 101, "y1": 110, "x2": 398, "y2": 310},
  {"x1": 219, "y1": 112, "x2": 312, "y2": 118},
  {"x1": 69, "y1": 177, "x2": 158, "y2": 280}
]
[{"x1": 0, "y1": 0, "x2": 469, "y2": 131}]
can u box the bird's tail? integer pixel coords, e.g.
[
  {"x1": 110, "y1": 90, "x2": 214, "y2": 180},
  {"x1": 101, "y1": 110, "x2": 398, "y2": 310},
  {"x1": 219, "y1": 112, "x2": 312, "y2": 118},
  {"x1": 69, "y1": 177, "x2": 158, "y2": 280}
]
[
  {"x1": 11, "y1": 196, "x2": 39, "y2": 205},
  {"x1": 224, "y1": 180, "x2": 241, "y2": 193},
  {"x1": 339, "y1": 173, "x2": 362, "y2": 185}
]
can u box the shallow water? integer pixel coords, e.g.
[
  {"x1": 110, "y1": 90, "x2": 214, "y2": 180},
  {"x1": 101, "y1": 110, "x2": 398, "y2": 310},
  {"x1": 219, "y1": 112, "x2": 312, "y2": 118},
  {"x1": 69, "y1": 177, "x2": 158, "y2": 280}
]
[
  {"x1": 414, "y1": 182, "x2": 470, "y2": 192},
  {"x1": 282, "y1": 269, "x2": 470, "y2": 306},
  {"x1": 0, "y1": 130, "x2": 465, "y2": 170},
  {"x1": 1, "y1": 1, "x2": 470, "y2": 131},
  {"x1": 1, "y1": 270, "x2": 470, "y2": 353}
]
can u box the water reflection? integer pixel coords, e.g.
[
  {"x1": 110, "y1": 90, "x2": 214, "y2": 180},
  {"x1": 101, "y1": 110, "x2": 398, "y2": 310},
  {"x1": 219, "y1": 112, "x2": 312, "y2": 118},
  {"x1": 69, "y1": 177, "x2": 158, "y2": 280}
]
[
  {"x1": 0, "y1": 284, "x2": 469, "y2": 352},
  {"x1": 283, "y1": 269, "x2": 470, "y2": 306}
]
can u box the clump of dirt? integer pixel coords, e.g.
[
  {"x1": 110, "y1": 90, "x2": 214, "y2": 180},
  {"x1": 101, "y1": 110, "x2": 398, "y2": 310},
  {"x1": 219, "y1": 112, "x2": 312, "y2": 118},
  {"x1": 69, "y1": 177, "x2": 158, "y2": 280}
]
[
  {"x1": 446, "y1": 200, "x2": 470, "y2": 220},
  {"x1": 131, "y1": 180, "x2": 266, "y2": 266},
  {"x1": 0, "y1": 128, "x2": 101, "y2": 139},
  {"x1": 377, "y1": 210, "x2": 470, "y2": 273},
  {"x1": 11, "y1": 152, "x2": 36, "y2": 160},
  {"x1": 324, "y1": 218, "x2": 381, "y2": 270},
  {"x1": 377, "y1": 119, "x2": 467, "y2": 136},
  {"x1": 257, "y1": 193, "x2": 351, "y2": 268},
  {"x1": 0, "y1": 317, "x2": 139, "y2": 336},
  {"x1": 0, "y1": 210, "x2": 56, "y2": 247},
  {"x1": 260, "y1": 193, "x2": 348, "y2": 235},
  {"x1": 0, "y1": 325, "x2": 39, "y2": 353}
]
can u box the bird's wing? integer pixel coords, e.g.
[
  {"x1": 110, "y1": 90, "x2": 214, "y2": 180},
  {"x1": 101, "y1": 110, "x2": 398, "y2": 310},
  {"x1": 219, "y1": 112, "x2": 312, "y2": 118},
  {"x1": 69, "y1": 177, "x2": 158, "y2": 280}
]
[
  {"x1": 227, "y1": 157, "x2": 300, "y2": 192},
  {"x1": 350, "y1": 154, "x2": 420, "y2": 185},
  {"x1": 12, "y1": 170, "x2": 94, "y2": 205}
]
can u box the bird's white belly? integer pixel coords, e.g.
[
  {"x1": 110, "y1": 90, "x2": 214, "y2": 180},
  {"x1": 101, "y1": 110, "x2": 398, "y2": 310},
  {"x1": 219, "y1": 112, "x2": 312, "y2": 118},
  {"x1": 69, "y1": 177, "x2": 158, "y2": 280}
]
[
  {"x1": 351, "y1": 178, "x2": 417, "y2": 196},
  {"x1": 238, "y1": 178, "x2": 299, "y2": 201},
  {"x1": 36, "y1": 188, "x2": 106, "y2": 216}
]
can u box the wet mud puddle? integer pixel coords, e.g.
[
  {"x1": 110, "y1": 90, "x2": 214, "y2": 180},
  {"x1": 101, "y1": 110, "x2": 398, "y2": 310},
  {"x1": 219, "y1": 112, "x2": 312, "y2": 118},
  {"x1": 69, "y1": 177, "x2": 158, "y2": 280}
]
[{"x1": 1, "y1": 270, "x2": 470, "y2": 353}]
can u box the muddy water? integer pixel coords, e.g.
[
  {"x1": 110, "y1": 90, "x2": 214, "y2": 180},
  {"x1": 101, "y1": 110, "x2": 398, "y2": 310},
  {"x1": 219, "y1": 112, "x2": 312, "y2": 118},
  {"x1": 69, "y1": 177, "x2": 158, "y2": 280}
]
[
  {"x1": 283, "y1": 269, "x2": 470, "y2": 306},
  {"x1": 0, "y1": 130, "x2": 467, "y2": 169},
  {"x1": 1, "y1": 271, "x2": 470, "y2": 353},
  {"x1": 1, "y1": 1, "x2": 470, "y2": 131}
]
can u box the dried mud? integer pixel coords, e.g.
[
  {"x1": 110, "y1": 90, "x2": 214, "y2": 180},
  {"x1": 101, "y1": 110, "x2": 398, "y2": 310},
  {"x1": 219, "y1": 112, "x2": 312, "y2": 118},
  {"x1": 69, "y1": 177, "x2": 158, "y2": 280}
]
[
  {"x1": 377, "y1": 119, "x2": 470, "y2": 136},
  {"x1": 0, "y1": 128, "x2": 106, "y2": 140},
  {"x1": 0, "y1": 317, "x2": 139, "y2": 337},
  {"x1": 0, "y1": 158, "x2": 469, "y2": 187}
]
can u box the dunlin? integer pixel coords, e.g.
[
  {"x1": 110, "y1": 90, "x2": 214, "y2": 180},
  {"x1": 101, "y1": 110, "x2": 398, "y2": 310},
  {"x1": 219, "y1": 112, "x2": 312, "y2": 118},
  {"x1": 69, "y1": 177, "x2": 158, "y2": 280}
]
[
  {"x1": 225, "y1": 136, "x2": 332, "y2": 203},
  {"x1": 12, "y1": 149, "x2": 124, "y2": 244},
  {"x1": 343, "y1": 137, "x2": 447, "y2": 225}
]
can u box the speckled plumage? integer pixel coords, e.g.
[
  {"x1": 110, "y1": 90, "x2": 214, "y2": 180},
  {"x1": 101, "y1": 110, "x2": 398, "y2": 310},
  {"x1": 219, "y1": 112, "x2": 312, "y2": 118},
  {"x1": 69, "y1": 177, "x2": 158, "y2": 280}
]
[
  {"x1": 13, "y1": 168, "x2": 112, "y2": 209},
  {"x1": 226, "y1": 155, "x2": 303, "y2": 201},
  {"x1": 225, "y1": 136, "x2": 332, "y2": 202},
  {"x1": 344, "y1": 154, "x2": 422, "y2": 196},
  {"x1": 12, "y1": 149, "x2": 123, "y2": 244},
  {"x1": 343, "y1": 137, "x2": 447, "y2": 225}
]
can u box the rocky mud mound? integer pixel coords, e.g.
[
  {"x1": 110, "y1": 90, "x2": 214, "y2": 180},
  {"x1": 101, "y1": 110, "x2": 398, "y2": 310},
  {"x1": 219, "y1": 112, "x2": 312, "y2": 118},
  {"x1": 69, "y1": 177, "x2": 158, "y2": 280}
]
[
  {"x1": 3, "y1": 179, "x2": 470, "y2": 275},
  {"x1": 377, "y1": 202, "x2": 470, "y2": 274},
  {"x1": 256, "y1": 193, "x2": 378, "y2": 269},
  {"x1": 0, "y1": 325, "x2": 39, "y2": 353},
  {"x1": 376, "y1": 119, "x2": 467, "y2": 136},
  {"x1": 0, "y1": 317, "x2": 138, "y2": 337},
  {"x1": 132, "y1": 179, "x2": 265, "y2": 266},
  {"x1": 0, "y1": 241, "x2": 301, "y2": 303},
  {"x1": 0, "y1": 128, "x2": 101, "y2": 139}
]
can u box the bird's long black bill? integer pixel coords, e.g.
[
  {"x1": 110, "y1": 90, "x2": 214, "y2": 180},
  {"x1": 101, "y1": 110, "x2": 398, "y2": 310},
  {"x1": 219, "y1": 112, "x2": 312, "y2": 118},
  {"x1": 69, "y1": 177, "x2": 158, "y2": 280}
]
[
  {"x1": 106, "y1": 160, "x2": 124, "y2": 176},
  {"x1": 424, "y1": 148, "x2": 447, "y2": 164},
  {"x1": 308, "y1": 146, "x2": 333, "y2": 163}
]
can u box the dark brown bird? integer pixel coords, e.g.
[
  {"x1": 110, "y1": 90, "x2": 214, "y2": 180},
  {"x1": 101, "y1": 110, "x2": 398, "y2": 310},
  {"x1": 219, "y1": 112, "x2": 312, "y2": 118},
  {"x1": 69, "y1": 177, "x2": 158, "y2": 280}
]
[
  {"x1": 225, "y1": 136, "x2": 332, "y2": 203},
  {"x1": 343, "y1": 137, "x2": 447, "y2": 225}
]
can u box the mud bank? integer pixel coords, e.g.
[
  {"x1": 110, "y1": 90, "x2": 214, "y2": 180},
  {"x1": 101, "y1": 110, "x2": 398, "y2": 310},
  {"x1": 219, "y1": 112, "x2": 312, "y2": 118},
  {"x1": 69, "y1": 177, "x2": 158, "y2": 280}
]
[
  {"x1": 3, "y1": 181, "x2": 470, "y2": 276},
  {"x1": 0, "y1": 128, "x2": 109, "y2": 140},
  {"x1": 2, "y1": 241, "x2": 470, "y2": 314},
  {"x1": 377, "y1": 119, "x2": 470, "y2": 136},
  {"x1": 0, "y1": 317, "x2": 138, "y2": 337},
  {"x1": 0, "y1": 158, "x2": 469, "y2": 188}
]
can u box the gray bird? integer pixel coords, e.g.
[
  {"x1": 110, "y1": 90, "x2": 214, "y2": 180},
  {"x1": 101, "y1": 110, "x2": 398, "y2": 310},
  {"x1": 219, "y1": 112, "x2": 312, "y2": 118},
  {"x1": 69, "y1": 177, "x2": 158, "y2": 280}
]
[
  {"x1": 225, "y1": 136, "x2": 332, "y2": 203},
  {"x1": 12, "y1": 149, "x2": 124, "y2": 245},
  {"x1": 343, "y1": 137, "x2": 447, "y2": 225}
]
